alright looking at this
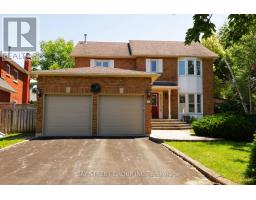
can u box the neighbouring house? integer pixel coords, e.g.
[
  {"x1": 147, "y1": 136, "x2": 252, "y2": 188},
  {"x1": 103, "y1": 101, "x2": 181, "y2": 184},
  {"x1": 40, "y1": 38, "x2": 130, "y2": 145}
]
[
  {"x1": 0, "y1": 53, "x2": 31, "y2": 104},
  {"x1": 31, "y1": 40, "x2": 217, "y2": 137}
]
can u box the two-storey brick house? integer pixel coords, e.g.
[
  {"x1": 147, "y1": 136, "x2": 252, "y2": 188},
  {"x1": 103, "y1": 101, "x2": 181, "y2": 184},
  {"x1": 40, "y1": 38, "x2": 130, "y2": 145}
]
[
  {"x1": 0, "y1": 53, "x2": 31, "y2": 104},
  {"x1": 32, "y1": 40, "x2": 217, "y2": 137},
  {"x1": 71, "y1": 40, "x2": 217, "y2": 120}
]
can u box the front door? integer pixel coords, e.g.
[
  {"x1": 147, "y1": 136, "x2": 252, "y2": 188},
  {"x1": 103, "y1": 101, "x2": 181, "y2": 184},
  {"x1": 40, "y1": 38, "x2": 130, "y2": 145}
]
[{"x1": 151, "y1": 93, "x2": 159, "y2": 118}]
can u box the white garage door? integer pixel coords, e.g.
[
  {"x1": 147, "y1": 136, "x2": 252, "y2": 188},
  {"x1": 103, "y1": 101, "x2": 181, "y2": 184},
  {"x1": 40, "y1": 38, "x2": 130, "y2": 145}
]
[
  {"x1": 44, "y1": 95, "x2": 92, "y2": 137},
  {"x1": 98, "y1": 95, "x2": 144, "y2": 136}
]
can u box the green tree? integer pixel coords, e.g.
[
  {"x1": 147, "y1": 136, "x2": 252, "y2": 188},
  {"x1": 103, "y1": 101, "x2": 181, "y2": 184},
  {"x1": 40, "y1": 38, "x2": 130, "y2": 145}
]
[
  {"x1": 32, "y1": 38, "x2": 74, "y2": 70},
  {"x1": 227, "y1": 33, "x2": 256, "y2": 113},
  {"x1": 185, "y1": 14, "x2": 256, "y2": 45},
  {"x1": 185, "y1": 14, "x2": 256, "y2": 114}
]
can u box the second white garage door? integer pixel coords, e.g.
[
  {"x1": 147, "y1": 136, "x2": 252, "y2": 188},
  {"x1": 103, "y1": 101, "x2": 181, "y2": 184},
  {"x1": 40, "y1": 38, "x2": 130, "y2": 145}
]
[
  {"x1": 98, "y1": 95, "x2": 144, "y2": 136},
  {"x1": 44, "y1": 95, "x2": 92, "y2": 137}
]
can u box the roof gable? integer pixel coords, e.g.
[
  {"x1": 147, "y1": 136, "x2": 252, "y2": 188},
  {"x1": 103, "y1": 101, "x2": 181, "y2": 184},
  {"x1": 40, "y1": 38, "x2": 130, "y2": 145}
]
[{"x1": 71, "y1": 41, "x2": 131, "y2": 58}]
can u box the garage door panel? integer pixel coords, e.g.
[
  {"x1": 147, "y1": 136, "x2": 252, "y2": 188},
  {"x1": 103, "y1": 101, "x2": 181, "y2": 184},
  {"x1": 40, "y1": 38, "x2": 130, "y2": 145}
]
[
  {"x1": 99, "y1": 96, "x2": 144, "y2": 136},
  {"x1": 44, "y1": 95, "x2": 92, "y2": 136}
]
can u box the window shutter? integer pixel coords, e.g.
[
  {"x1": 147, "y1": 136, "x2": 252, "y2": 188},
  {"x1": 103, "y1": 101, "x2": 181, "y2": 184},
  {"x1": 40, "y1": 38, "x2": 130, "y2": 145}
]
[
  {"x1": 157, "y1": 59, "x2": 163, "y2": 73},
  {"x1": 146, "y1": 59, "x2": 150, "y2": 72},
  {"x1": 90, "y1": 59, "x2": 95, "y2": 67},
  {"x1": 110, "y1": 60, "x2": 114, "y2": 68}
]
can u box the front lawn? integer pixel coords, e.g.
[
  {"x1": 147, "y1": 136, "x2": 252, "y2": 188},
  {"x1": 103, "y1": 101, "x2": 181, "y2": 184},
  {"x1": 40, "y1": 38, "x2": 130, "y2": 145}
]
[
  {"x1": 165, "y1": 141, "x2": 253, "y2": 184},
  {"x1": 0, "y1": 133, "x2": 32, "y2": 149}
]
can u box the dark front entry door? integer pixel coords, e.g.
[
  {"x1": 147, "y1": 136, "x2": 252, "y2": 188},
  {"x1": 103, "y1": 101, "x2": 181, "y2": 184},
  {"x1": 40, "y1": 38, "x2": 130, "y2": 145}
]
[{"x1": 151, "y1": 93, "x2": 159, "y2": 119}]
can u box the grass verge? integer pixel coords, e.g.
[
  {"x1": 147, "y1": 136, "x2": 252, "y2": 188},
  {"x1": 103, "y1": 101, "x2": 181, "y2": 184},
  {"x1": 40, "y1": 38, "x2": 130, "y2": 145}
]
[
  {"x1": 0, "y1": 133, "x2": 33, "y2": 149},
  {"x1": 165, "y1": 141, "x2": 253, "y2": 184}
]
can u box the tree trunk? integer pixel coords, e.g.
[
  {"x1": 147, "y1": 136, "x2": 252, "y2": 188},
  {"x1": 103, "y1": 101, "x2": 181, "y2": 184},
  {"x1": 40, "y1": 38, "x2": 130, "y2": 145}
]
[{"x1": 223, "y1": 58, "x2": 249, "y2": 114}]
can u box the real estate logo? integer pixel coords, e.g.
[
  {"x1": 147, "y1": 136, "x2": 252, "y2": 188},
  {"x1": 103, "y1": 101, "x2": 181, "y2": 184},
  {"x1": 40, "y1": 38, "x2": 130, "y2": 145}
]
[{"x1": 3, "y1": 17, "x2": 37, "y2": 52}]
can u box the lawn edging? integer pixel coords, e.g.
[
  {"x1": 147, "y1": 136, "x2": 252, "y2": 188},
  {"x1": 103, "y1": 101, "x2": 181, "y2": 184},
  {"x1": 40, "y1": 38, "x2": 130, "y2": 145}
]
[
  {"x1": 162, "y1": 143, "x2": 236, "y2": 185},
  {"x1": 0, "y1": 140, "x2": 29, "y2": 152}
]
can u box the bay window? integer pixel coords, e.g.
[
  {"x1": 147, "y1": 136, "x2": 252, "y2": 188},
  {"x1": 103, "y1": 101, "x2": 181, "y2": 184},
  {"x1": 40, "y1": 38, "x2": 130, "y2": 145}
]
[
  {"x1": 188, "y1": 60, "x2": 194, "y2": 75},
  {"x1": 178, "y1": 58, "x2": 202, "y2": 76},
  {"x1": 179, "y1": 94, "x2": 202, "y2": 114},
  {"x1": 188, "y1": 94, "x2": 195, "y2": 113},
  {"x1": 197, "y1": 94, "x2": 202, "y2": 113},
  {"x1": 178, "y1": 61, "x2": 186, "y2": 75},
  {"x1": 179, "y1": 94, "x2": 186, "y2": 113}
]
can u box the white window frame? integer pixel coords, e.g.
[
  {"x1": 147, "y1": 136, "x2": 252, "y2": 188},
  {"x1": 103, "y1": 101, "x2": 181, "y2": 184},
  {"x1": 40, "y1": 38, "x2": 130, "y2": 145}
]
[
  {"x1": 6, "y1": 64, "x2": 10, "y2": 76},
  {"x1": 178, "y1": 58, "x2": 202, "y2": 77},
  {"x1": 188, "y1": 94, "x2": 195, "y2": 113},
  {"x1": 90, "y1": 59, "x2": 114, "y2": 68},
  {"x1": 13, "y1": 69, "x2": 18, "y2": 82},
  {"x1": 178, "y1": 94, "x2": 186, "y2": 113},
  {"x1": 178, "y1": 93, "x2": 203, "y2": 115},
  {"x1": 196, "y1": 94, "x2": 202, "y2": 113},
  {"x1": 178, "y1": 60, "x2": 186, "y2": 76},
  {"x1": 146, "y1": 58, "x2": 163, "y2": 73}
]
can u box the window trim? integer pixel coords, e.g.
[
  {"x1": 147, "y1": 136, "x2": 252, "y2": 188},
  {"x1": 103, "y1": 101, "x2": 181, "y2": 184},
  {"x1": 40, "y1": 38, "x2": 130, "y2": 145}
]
[
  {"x1": 178, "y1": 60, "x2": 186, "y2": 76},
  {"x1": 13, "y1": 69, "x2": 18, "y2": 83},
  {"x1": 150, "y1": 59, "x2": 158, "y2": 73},
  {"x1": 146, "y1": 58, "x2": 163, "y2": 73},
  {"x1": 178, "y1": 57, "x2": 202, "y2": 77},
  {"x1": 6, "y1": 64, "x2": 10, "y2": 76},
  {"x1": 178, "y1": 93, "x2": 203, "y2": 115},
  {"x1": 178, "y1": 94, "x2": 186, "y2": 113},
  {"x1": 188, "y1": 94, "x2": 195, "y2": 113},
  {"x1": 91, "y1": 59, "x2": 114, "y2": 68}
]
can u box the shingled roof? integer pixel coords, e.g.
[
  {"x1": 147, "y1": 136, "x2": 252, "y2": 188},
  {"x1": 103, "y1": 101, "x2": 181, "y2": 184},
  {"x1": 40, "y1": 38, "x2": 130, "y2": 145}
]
[
  {"x1": 71, "y1": 41, "x2": 131, "y2": 58},
  {"x1": 71, "y1": 40, "x2": 217, "y2": 59},
  {"x1": 129, "y1": 40, "x2": 217, "y2": 58},
  {"x1": 31, "y1": 67, "x2": 159, "y2": 81}
]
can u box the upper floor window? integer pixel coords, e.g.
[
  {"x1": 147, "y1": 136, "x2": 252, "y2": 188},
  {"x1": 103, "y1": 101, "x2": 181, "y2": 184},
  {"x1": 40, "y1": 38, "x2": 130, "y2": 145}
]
[
  {"x1": 90, "y1": 59, "x2": 114, "y2": 68},
  {"x1": 196, "y1": 60, "x2": 201, "y2": 75},
  {"x1": 178, "y1": 58, "x2": 202, "y2": 76},
  {"x1": 14, "y1": 69, "x2": 18, "y2": 82},
  {"x1": 146, "y1": 59, "x2": 163, "y2": 73},
  {"x1": 6, "y1": 64, "x2": 10, "y2": 75},
  {"x1": 178, "y1": 61, "x2": 185, "y2": 75}
]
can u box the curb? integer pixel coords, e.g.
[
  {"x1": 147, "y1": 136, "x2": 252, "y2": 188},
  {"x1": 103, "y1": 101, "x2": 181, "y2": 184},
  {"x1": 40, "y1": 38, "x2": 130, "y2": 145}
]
[
  {"x1": 161, "y1": 143, "x2": 236, "y2": 185},
  {"x1": 0, "y1": 139, "x2": 30, "y2": 152},
  {"x1": 149, "y1": 136, "x2": 223, "y2": 143}
]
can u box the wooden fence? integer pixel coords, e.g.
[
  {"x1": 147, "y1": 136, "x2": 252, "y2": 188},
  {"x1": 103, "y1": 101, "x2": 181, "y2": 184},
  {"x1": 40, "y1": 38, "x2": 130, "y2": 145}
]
[{"x1": 0, "y1": 105, "x2": 36, "y2": 134}]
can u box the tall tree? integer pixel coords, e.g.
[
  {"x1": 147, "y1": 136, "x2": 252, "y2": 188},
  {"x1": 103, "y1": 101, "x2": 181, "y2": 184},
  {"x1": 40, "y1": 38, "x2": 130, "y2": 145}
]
[
  {"x1": 185, "y1": 14, "x2": 256, "y2": 45},
  {"x1": 32, "y1": 38, "x2": 74, "y2": 70},
  {"x1": 185, "y1": 14, "x2": 256, "y2": 114}
]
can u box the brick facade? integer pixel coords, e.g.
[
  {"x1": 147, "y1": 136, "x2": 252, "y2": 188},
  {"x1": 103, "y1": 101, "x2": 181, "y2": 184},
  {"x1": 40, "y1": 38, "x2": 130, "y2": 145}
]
[
  {"x1": 202, "y1": 58, "x2": 214, "y2": 115},
  {"x1": 72, "y1": 56, "x2": 214, "y2": 119},
  {"x1": 36, "y1": 76, "x2": 152, "y2": 136},
  {"x1": 0, "y1": 56, "x2": 30, "y2": 104}
]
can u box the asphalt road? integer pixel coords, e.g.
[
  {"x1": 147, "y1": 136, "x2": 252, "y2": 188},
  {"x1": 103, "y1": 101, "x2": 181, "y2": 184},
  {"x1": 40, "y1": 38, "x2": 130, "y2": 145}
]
[{"x1": 0, "y1": 138, "x2": 212, "y2": 184}]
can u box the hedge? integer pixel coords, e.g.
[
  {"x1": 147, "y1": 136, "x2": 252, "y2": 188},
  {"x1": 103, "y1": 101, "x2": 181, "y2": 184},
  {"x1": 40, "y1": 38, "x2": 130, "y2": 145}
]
[{"x1": 192, "y1": 113, "x2": 256, "y2": 141}]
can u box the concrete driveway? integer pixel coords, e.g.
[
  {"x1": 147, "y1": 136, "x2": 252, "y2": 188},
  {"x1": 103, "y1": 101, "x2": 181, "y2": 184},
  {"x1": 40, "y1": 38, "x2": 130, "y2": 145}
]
[{"x1": 0, "y1": 138, "x2": 212, "y2": 184}]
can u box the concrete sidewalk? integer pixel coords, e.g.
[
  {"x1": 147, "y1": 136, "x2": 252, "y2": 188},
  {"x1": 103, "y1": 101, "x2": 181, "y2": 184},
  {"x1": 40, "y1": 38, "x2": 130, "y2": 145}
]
[{"x1": 150, "y1": 130, "x2": 222, "y2": 141}]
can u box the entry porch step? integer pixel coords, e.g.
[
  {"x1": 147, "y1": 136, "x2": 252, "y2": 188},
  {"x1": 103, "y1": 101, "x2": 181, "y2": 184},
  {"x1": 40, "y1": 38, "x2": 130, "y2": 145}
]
[{"x1": 152, "y1": 119, "x2": 192, "y2": 130}]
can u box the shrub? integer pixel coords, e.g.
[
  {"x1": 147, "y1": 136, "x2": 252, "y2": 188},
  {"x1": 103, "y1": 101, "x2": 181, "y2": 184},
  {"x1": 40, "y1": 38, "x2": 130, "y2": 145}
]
[
  {"x1": 192, "y1": 113, "x2": 255, "y2": 141},
  {"x1": 246, "y1": 134, "x2": 256, "y2": 184},
  {"x1": 214, "y1": 100, "x2": 244, "y2": 114}
]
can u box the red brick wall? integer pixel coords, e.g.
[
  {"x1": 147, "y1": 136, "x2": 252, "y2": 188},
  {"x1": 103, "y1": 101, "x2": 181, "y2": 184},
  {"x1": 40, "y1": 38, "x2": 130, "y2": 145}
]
[
  {"x1": 36, "y1": 76, "x2": 152, "y2": 136},
  {"x1": 0, "y1": 59, "x2": 27, "y2": 104},
  {"x1": 202, "y1": 59, "x2": 214, "y2": 115},
  {"x1": 74, "y1": 57, "x2": 136, "y2": 70},
  {"x1": 0, "y1": 90, "x2": 10, "y2": 102}
]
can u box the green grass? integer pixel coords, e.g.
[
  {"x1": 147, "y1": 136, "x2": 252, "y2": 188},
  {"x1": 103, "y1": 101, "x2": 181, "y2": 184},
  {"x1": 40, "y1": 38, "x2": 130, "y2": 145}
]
[
  {"x1": 165, "y1": 141, "x2": 253, "y2": 184},
  {"x1": 0, "y1": 133, "x2": 32, "y2": 149}
]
